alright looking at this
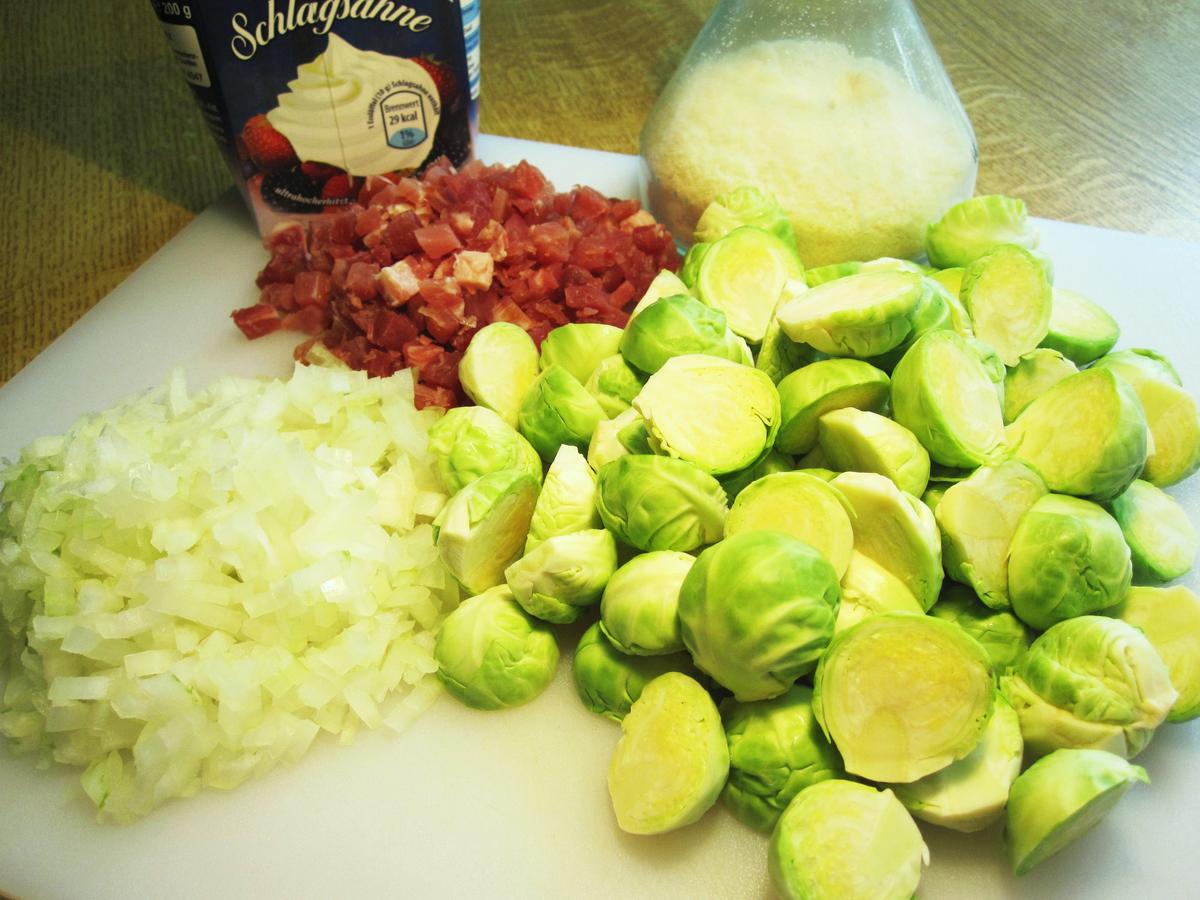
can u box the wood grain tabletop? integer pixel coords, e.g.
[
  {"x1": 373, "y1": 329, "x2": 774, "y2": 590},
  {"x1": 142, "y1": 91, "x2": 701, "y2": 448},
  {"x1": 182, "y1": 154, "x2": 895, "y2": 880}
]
[{"x1": 2, "y1": 0, "x2": 1198, "y2": 386}]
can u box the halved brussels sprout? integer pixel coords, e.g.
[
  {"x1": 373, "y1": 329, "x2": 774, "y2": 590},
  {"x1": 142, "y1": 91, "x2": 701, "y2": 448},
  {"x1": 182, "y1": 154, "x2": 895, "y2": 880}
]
[
  {"x1": 458, "y1": 323, "x2": 540, "y2": 426},
  {"x1": 587, "y1": 407, "x2": 637, "y2": 470},
  {"x1": 818, "y1": 408, "x2": 930, "y2": 497},
  {"x1": 1113, "y1": 585, "x2": 1200, "y2": 722},
  {"x1": 959, "y1": 244, "x2": 1052, "y2": 366},
  {"x1": 804, "y1": 260, "x2": 863, "y2": 287},
  {"x1": 925, "y1": 194, "x2": 1038, "y2": 269},
  {"x1": 776, "y1": 359, "x2": 891, "y2": 455},
  {"x1": 427, "y1": 405, "x2": 543, "y2": 494},
  {"x1": 619, "y1": 293, "x2": 748, "y2": 374},
  {"x1": 966, "y1": 337, "x2": 1007, "y2": 405},
  {"x1": 891, "y1": 330, "x2": 1006, "y2": 468},
  {"x1": 1093, "y1": 349, "x2": 1200, "y2": 487},
  {"x1": 526, "y1": 445, "x2": 599, "y2": 553},
  {"x1": 1108, "y1": 479, "x2": 1198, "y2": 582},
  {"x1": 814, "y1": 613, "x2": 995, "y2": 783},
  {"x1": 1006, "y1": 749, "x2": 1148, "y2": 876},
  {"x1": 504, "y1": 529, "x2": 618, "y2": 624},
  {"x1": 890, "y1": 692, "x2": 1022, "y2": 832},
  {"x1": 836, "y1": 551, "x2": 924, "y2": 633},
  {"x1": 1001, "y1": 615, "x2": 1177, "y2": 758},
  {"x1": 865, "y1": 276, "x2": 961, "y2": 374},
  {"x1": 584, "y1": 355, "x2": 645, "y2": 418},
  {"x1": 678, "y1": 241, "x2": 711, "y2": 288},
  {"x1": 1008, "y1": 494, "x2": 1131, "y2": 630},
  {"x1": 756, "y1": 287, "x2": 821, "y2": 384},
  {"x1": 935, "y1": 460, "x2": 1047, "y2": 610},
  {"x1": 777, "y1": 271, "x2": 924, "y2": 358},
  {"x1": 596, "y1": 455, "x2": 728, "y2": 552},
  {"x1": 600, "y1": 550, "x2": 694, "y2": 655},
  {"x1": 722, "y1": 685, "x2": 843, "y2": 832},
  {"x1": 1041, "y1": 287, "x2": 1120, "y2": 365},
  {"x1": 769, "y1": 780, "x2": 928, "y2": 900},
  {"x1": 694, "y1": 185, "x2": 799, "y2": 255},
  {"x1": 725, "y1": 472, "x2": 855, "y2": 578},
  {"x1": 573, "y1": 622, "x2": 698, "y2": 722},
  {"x1": 718, "y1": 448, "x2": 794, "y2": 502},
  {"x1": 1007, "y1": 367, "x2": 1149, "y2": 501},
  {"x1": 435, "y1": 585, "x2": 559, "y2": 710},
  {"x1": 635, "y1": 355, "x2": 781, "y2": 476},
  {"x1": 607, "y1": 672, "x2": 729, "y2": 834},
  {"x1": 929, "y1": 267, "x2": 965, "y2": 305},
  {"x1": 695, "y1": 226, "x2": 805, "y2": 343},
  {"x1": 434, "y1": 470, "x2": 540, "y2": 594},
  {"x1": 1003, "y1": 349, "x2": 1078, "y2": 423},
  {"x1": 518, "y1": 365, "x2": 607, "y2": 463},
  {"x1": 678, "y1": 531, "x2": 841, "y2": 701},
  {"x1": 929, "y1": 583, "x2": 1031, "y2": 673},
  {"x1": 832, "y1": 471, "x2": 943, "y2": 611},
  {"x1": 628, "y1": 269, "x2": 691, "y2": 320},
  {"x1": 538, "y1": 323, "x2": 624, "y2": 385}
]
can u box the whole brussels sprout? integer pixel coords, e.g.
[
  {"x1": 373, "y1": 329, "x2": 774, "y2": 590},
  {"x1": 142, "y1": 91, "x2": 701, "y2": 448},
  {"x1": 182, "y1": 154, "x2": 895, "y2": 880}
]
[
  {"x1": 1007, "y1": 494, "x2": 1132, "y2": 630},
  {"x1": 596, "y1": 455, "x2": 728, "y2": 552},
  {"x1": 635, "y1": 354, "x2": 781, "y2": 476},
  {"x1": 769, "y1": 780, "x2": 928, "y2": 900},
  {"x1": 678, "y1": 531, "x2": 841, "y2": 701},
  {"x1": 1001, "y1": 615, "x2": 1177, "y2": 758},
  {"x1": 525, "y1": 445, "x2": 600, "y2": 553},
  {"x1": 814, "y1": 613, "x2": 994, "y2": 783},
  {"x1": 930, "y1": 584, "x2": 1031, "y2": 674},
  {"x1": 889, "y1": 693, "x2": 1022, "y2": 833},
  {"x1": 504, "y1": 529, "x2": 618, "y2": 624},
  {"x1": 538, "y1": 323, "x2": 623, "y2": 385},
  {"x1": 924, "y1": 194, "x2": 1038, "y2": 269},
  {"x1": 434, "y1": 470, "x2": 540, "y2": 595},
  {"x1": 1006, "y1": 749, "x2": 1148, "y2": 876},
  {"x1": 434, "y1": 585, "x2": 559, "y2": 710},
  {"x1": 600, "y1": 550, "x2": 694, "y2": 655},
  {"x1": 1007, "y1": 367, "x2": 1148, "y2": 501},
  {"x1": 518, "y1": 365, "x2": 606, "y2": 463},
  {"x1": 427, "y1": 405, "x2": 543, "y2": 494},
  {"x1": 572, "y1": 622, "x2": 698, "y2": 722},
  {"x1": 458, "y1": 323, "x2": 540, "y2": 426},
  {"x1": 722, "y1": 685, "x2": 843, "y2": 832},
  {"x1": 619, "y1": 294, "x2": 747, "y2": 375},
  {"x1": 607, "y1": 672, "x2": 729, "y2": 834}
]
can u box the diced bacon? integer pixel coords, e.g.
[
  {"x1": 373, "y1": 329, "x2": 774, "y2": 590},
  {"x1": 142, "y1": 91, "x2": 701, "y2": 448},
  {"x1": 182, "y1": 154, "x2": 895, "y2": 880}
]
[
  {"x1": 414, "y1": 384, "x2": 456, "y2": 410},
  {"x1": 367, "y1": 308, "x2": 419, "y2": 351},
  {"x1": 378, "y1": 260, "x2": 420, "y2": 306},
  {"x1": 418, "y1": 277, "x2": 464, "y2": 310},
  {"x1": 355, "y1": 206, "x2": 386, "y2": 237},
  {"x1": 491, "y1": 297, "x2": 535, "y2": 330},
  {"x1": 620, "y1": 209, "x2": 656, "y2": 231},
  {"x1": 262, "y1": 221, "x2": 307, "y2": 255},
  {"x1": 281, "y1": 305, "x2": 328, "y2": 336},
  {"x1": 571, "y1": 187, "x2": 610, "y2": 221},
  {"x1": 414, "y1": 223, "x2": 462, "y2": 259},
  {"x1": 417, "y1": 304, "x2": 462, "y2": 344},
  {"x1": 453, "y1": 250, "x2": 494, "y2": 291},
  {"x1": 386, "y1": 211, "x2": 422, "y2": 258},
  {"x1": 449, "y1": 210, "x2": 475, "y2": 237},
  {"x1": 610, "y1": 198, "x2": 641, "y2": 220},
  {"x1": 259, "y1": 282, "x2": 296, "y2": 312},
  {"x1": 232, "y1": 303, "x2": 282, "y2": 339},
  {"x1": 345, "y1": 261, "x2": 381, "y2": 300},
  {"x1": 530, "y1": 221, "x2": 571, "y2": 264}
]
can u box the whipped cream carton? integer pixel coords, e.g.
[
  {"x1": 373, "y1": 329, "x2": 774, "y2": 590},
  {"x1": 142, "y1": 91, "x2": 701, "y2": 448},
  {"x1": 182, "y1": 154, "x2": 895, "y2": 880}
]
[{"x1": 151, "y1": 0, "x2": 479, "y2": 233}]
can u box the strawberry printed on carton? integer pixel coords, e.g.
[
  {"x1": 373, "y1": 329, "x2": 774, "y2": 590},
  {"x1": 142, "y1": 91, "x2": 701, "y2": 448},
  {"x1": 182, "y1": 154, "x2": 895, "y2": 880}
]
[
  {"x1": 241, "y1": 115, "x2": 298, "y2": 171},
  {"x1": 412, "y1": 56, "x2": 458, "y2": 105}
]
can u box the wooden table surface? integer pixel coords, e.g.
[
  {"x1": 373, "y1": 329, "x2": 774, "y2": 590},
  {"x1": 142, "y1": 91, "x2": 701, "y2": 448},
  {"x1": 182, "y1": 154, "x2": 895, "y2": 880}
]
[{"x1": 2, "y1": 0, "x2": 1198, "y2": 386}]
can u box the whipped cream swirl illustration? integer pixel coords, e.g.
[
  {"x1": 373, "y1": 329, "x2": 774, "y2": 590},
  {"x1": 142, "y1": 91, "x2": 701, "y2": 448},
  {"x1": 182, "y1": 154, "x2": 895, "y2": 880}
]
[{"x1": 267, "y1": 34, "x2": 440, "y2": 176}]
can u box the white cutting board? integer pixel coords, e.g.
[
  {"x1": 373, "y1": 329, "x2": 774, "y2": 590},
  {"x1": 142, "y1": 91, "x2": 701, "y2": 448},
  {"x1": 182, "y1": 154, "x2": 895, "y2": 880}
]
[{"x1": 1, "y1": 135, "x2": 1199, "y2": 900}]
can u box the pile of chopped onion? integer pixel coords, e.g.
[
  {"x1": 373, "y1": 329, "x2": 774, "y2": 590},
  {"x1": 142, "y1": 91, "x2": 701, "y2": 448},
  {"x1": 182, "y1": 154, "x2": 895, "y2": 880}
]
[{"x1": 0, "y1": 364, "x2": 455, "y2": 821}]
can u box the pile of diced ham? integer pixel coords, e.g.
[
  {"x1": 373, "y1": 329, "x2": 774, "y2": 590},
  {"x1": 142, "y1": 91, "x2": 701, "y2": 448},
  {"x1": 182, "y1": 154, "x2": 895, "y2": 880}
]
[{"x1": 235, "y1": 156, "x2": 680, "y2": 409}]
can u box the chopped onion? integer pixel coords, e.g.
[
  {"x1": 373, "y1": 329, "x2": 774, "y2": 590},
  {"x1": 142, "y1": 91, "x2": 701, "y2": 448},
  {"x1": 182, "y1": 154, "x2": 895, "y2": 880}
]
[{"x1": 0, "y1": 364, "x2": 455, "y2": 822}]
